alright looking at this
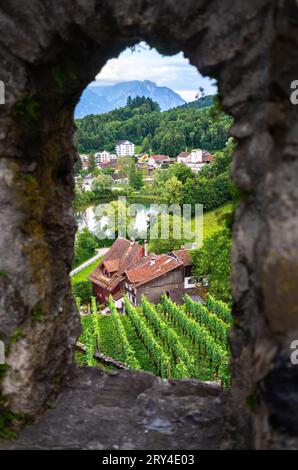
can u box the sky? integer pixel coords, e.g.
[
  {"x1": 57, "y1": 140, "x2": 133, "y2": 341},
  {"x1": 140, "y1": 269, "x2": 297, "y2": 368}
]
[{"x1": 92, "y1": 42, "x2": 217, "y2": 103}]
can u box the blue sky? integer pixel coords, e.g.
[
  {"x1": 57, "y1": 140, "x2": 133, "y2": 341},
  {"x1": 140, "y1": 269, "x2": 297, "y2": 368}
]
[{"x1": 92, "y1": 42, "x2": 217, "y2": 102}]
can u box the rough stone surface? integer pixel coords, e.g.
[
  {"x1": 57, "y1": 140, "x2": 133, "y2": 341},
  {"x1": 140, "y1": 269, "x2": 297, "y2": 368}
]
[
  {"x1": 0, "y1": 368, "x2": 225, "y2": 450},
  {"x1": 0, "y1": 0, "x2": 297, "y2": 449}
]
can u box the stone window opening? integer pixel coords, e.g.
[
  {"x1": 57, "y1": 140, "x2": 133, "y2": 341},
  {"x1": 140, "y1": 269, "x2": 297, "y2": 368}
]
[{"x1": 0, "y1": 1, "x2": 296, "y2": 450}]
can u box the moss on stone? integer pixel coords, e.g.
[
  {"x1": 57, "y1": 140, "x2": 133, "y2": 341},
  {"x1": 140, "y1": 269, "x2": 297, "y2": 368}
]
[
  {"x1": 31, "y1": 307, "x2": 43, "y2": 324},
  {"x1": 52, "y1": 64, "x2": 76, "y2": 89},
  {"x1": 0, "y1": 395, "x2": 31, "y2": 439},
  {"x1": 11, "y1": 93, "x2": 40, "y2": 123},
  {"x1": 246, "y1": 393, "x2": 260, "y2": 411},
  {"x1": 8, "y1": 328, "x2": 24, "y2": 346}
]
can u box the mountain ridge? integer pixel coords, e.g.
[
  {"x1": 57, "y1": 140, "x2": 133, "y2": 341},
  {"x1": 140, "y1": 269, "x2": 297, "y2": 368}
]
[{"x1": 75, "y1": 80, "x2": 185, "y2": 118}]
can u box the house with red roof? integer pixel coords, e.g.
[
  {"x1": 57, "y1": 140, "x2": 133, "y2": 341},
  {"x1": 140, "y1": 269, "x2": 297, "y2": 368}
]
[
  {"x1": 88, "y1": 237, "x2": 144, "y2": 307},
  {"x1": 89, "y1": 237, "x2": 197, "y2": 309},
  {"x1": 177, "y1": 149, "x2": 213, "y2": 172},
  {"x1": 148, "y1": 155, "x2": 172, "y2": 169}
]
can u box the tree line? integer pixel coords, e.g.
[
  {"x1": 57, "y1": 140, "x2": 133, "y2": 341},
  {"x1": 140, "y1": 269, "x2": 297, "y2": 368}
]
[{"x1": 75, "y1": 96, "x2": 232, "y2": 156}]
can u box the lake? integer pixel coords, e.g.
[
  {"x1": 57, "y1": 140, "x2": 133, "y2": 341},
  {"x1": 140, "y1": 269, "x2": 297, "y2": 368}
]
[{"x1": 75, "y1": 199, "x2": 202, "y2": 247}]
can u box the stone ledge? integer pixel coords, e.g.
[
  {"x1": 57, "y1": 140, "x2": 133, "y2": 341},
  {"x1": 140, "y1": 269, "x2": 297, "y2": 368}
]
[{"x1": 1, "y1": 367, "x2": 225, "y2": 450}]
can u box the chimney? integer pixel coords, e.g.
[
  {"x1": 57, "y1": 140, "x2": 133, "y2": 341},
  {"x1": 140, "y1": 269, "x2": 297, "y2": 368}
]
[
  {"x1": 150, "y1": 256, "x2": 156, "y2": 266},
  {"x1": 144, "y1": 240, "x2": 148, "y2": 257}
]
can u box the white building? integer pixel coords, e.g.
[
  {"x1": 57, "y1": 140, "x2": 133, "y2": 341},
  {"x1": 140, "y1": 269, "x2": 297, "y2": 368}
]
[
  {"x1": 148, "y1": 154, "x2": 171, "y2": 169},
  {"x1": 82, "y1": 173, "x2": 94, "y2": 190},
  {"x1": 94, "y1": 150, "x2": 117, "y2": 166},
  {"x1": 177, "y1": 149, "x2": 213, "y2": 173},
  {"x1": 115, "y1": 140, "x2": 135, "y2": 157},
  {"x1": 80, "y1": 154, "x2": 89, "y2": 170}
]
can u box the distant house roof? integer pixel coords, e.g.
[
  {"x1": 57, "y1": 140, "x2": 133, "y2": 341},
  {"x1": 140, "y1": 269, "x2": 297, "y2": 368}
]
[
  {"x1": 98, "y1": 161, "x2": 116, "y2": 168},
  {"x1": 169, "y1": 249, "x2": 192, "y2": 266},
  {"x1": 89, "y1": 237, "x2": 143, "y2": 292},
  {"x1": 113, "y1": 289, "x2": 124, "y2": 301},
  {"x1": 177, "y1": 151, "x2": 190, "y2": 159},
  {"x1": 202, "y1": 150, "x2": 214, "y2": 162},
  {"x1": 125, "y1": 253, "x2": 182, "y2": 287},
  {"x1": 149, "y1": 155, "x2": 171, "y2": 161},
  {"x1": 116, "y1": 140, "x2": 134, "y2": 145}
]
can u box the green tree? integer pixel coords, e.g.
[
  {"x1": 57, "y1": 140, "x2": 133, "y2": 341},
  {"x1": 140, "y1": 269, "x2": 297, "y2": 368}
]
[
  {"x1": 91, "y1": 174, "x2": 114, "y2": 197},
  {"x1": 87, "y1": 153, "x2": 95, "y2": 172},
  {"x1": 148, "y1": 214, "x2": 187, "y2": 254},
  {"x1": 163, "y1": 176, "x2": 183, "y2": 205},
  {"x1": 141, "y1": 136, "x2": 151, "y2": 153},
  {"x1": 191, "y1": 228, "x2": 232, "y2": 304},
  {"x1": 72, "y1": 281, "x2": 92, "y2": 304},
  {"x1": 151, "y1": 168, "x2": 169, "y2": 196},
  {"x1": 168, "y1": 162, "x2": 195, "y2": 185},
  {"x1": 128, "y1": 159, "x2": 143, "y2": 190},
  {"x1": 74, "y1": 228, "x2": 97, "y2": 266}
]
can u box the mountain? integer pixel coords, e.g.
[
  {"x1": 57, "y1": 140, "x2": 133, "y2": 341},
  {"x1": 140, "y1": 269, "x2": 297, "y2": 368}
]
[
  {"x1": 75, "y1": 80, "x2": 185, "y2": 118},
  {"x1": 75, "y1": 88, "x2": 111, "y2": 118}
]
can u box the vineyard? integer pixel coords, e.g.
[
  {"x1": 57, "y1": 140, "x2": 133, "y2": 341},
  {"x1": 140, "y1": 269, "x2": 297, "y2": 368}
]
[{"x1": 77, "y1": 293, "x2": 232, "y2": 386}]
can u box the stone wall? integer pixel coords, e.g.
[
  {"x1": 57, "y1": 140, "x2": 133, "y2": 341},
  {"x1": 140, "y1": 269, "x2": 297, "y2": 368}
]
[{"x1": 0, "y1": 0, "x2": 297, "y2": 449}]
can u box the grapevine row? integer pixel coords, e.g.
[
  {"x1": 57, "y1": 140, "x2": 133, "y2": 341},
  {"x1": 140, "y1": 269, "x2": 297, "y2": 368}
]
[
  {"x1": 91, "y1": 297, "x2": 100, "y2": 350},
  {"x1": 108, "y1": 296, "x2": 140, "y2": 370},
  {"x1": 124, "y1": 296, "x2": 171, "y2": 378},
  {"x1": 184, "y1": 294, "x2": 229, "y2": 348},
  {"x1": 205, "y1": 294, "x2": 232, "y2": 325},
  {"x1": 141, "y1": 295, "x2": 195, "y2": 377},
  {"x1": 161, "y1": 295, "x2": 229, "y2": 382},
  {"x1": 81, "y1": 315, "x2": 96, "y2": 366}
]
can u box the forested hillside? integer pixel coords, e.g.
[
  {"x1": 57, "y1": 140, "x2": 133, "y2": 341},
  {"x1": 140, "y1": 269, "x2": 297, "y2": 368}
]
[
  {"x1": 75, "y1": 96, "x2": 232, "y2": 155},
  {"x1": 178, "y1": 94, "x2": 214, "y2": 109}
]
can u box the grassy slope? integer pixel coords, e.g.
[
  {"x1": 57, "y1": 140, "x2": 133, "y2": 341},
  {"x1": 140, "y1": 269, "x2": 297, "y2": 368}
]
[
  {"x1": 203, "y1": 203, "x2": 232, "y2": 240},
  {"x1": 71, "y1": 257, "x2": 103, "y2": 284}
]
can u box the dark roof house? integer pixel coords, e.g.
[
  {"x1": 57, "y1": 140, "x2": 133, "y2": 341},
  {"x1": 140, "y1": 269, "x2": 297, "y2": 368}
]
[{"x1": 89, "y1": 237, "x2": 198, "y2": 308}]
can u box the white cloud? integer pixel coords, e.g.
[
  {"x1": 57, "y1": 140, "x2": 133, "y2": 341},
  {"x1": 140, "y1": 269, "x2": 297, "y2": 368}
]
[
  {"x1": 93, "y1": 42, "x2": 217, "y2": 102},
  {"x1": 177, "y1": 90, "x2": 199, "y2": 102}
]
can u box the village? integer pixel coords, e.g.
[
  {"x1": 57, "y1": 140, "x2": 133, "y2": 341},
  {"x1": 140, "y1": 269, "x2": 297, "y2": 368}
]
[
  {"x1": 78, "y1": 139, "x2": 214, "y2": 191},
  {"x1": 73, "y1": 139, "x2": 214, "y2": 312},
  {"x1": 71, "y1": 89, "x2": 234, "y2": 385}
]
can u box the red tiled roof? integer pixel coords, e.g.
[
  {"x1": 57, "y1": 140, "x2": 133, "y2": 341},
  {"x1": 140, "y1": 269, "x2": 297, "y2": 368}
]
[
  {"x1": 89, "y1": 238, "x2": 144, "y2": 291},
  {"x1": 103, "y1": 259, "x2": 119, "y2": 273},
  {"x1": 150, "y1": 155, "x2": 170, "y2": 161},
  {"x1": 177, "y1": 151, "x2": 190, "y2": 159},
  {"x1": 171, "y1": 249, "x2": 192, "y2": 266},
  {"x1": 125, "y1": 253, "x2": 182, "y2": 287},
  {"x1": 202, "y1": 150, "x2": 214, "y2": 162}
]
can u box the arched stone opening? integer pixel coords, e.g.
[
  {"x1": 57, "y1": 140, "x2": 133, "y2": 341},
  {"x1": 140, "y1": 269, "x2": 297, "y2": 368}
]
[{"x1": 0, "y1": 0, "x2": 297, "y2": 449}]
